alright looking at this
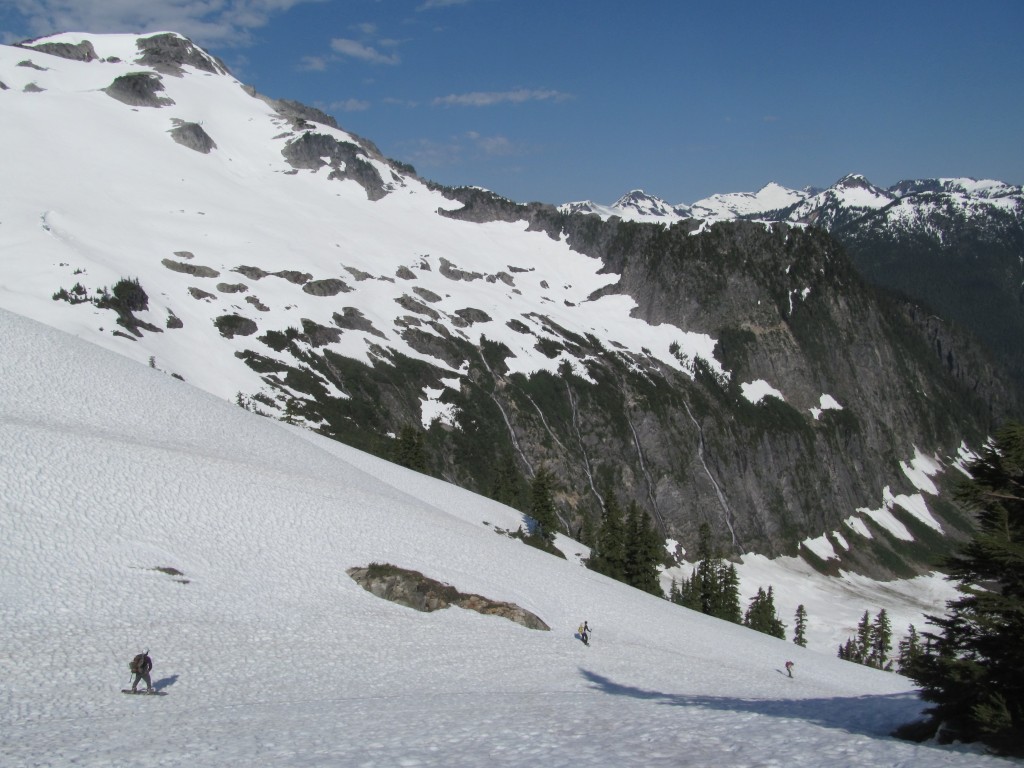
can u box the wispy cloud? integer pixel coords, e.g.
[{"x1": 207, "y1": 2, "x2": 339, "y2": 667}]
[
  {"x1": 432, "y1": 89, "x2": 572, "y2": 107},
  {"x1": 418, "y1": 0, "x2": 475, "y2": 9},
  {"x1": 330, "y1": 37, "x2": 400, "y2": 65},
  {"x1": 330, "y1": 98, "x2": 371, "y2": 112},
  {"x1": 2, "y1": 0, "x2": 323, "y2": 47},
  {"x1": 399, "y1": 131, "x2": 528, "y2": 170}
]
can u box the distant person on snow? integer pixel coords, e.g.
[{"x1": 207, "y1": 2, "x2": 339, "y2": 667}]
[
  {"x1": 129, "y1": 650, "x2": 154, "y2": 692},
  {"x1": 579, "y1": 621, "x2": 591, "y2": 646},
  {"x1": 785, "y1": 660, "x2": 794, "y2": 678}
]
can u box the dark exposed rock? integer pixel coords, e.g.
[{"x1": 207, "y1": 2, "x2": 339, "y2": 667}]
[
  {"x1": 438, "y1": 257, "x2": 483, "y2": 282},
  {"x1": 395, "y1": 266, "x2": 417, "y2": 280},
  {"x1": 245, "y1": 295, "x2": 270, "y2": 312},
  {"x1": 169, "y1": 120, "x2": 216, "y2": 153},
  {"x1": 333, "y1": 308, "x2": 386, "y2": 338},
  {"x1": 302, "y1": 278, "x2": 352, "y2": 297},
  {"x1": 281, "y1": 132, "x2": 387, "y2": 201},
  {"x1": 135, "y1": 33, "x2": 228, "y2": 76},
  {"x1": 347, "y1": 564, "x2": 549, "y2": 631},
  {"x1": 343, "y1": 266, "x2": 374, "y2": 281},
  {"x1": 23, "y1": 83, "x2": 44, "y2": 93},
  {"x1": 300, "y1": 319, "x2": 342, "y2": 347},
  {"x1": 271, "y1": 99, "x2": 339, "y2": 129},
  {"x1": 272, "y1": 270, "x2": 311, "y2": 285},
  {"x1": 233, "y1": 265, "x2": 267, "y2": 279},
  {"x1": 104, "y1": 72, "x2": 173, "y2": 108},
  {"x1": 162, "y1": 258, "x2": 219, "y2": 278},
  {"x1": 452, "y1": 307, "x2": 492, "y2": 327},
  {"x1": 17, "y1": 59, "x2": 46, "y2": 70},
  {"x1": 395, "y1": 294, "x2": 441, "y2": 320},
  {"x1": 20, "y1": 39, "x2": 98, "y2": 62},
  {"x1": 412, "y1": 286, "x2": 443, "y2": 303},
  {"x1": 216, "y1": 282, "x2": 248, "y2": 294},
  {"x1": 214, "y1": 314, "x2": 257, "y2": 339},
  {"x1": 188, "y1": 287, "x2": 216, "y2": 300},
  {"x1": 166, "y1": 312, "x2": 183, "y2": 329},
  {"x1": 174, "y1": 250, "x2": 195, "y2": 260}
]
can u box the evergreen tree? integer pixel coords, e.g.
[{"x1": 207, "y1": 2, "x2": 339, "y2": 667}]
[
  {"x1": 589, "y1": 488, "x2": 626, "y2": 580},
  {"x1": 623, "y1": 501, "x2": 664, "y2": 596},
  {"x1": 743, "y1": 586, "x2": 786, "y2": 638},
  {"x1": 793, "y1": 604, "x2": 808, "y2": 647},
  {"x1": 695, "y1": 523, "x2": 721, "y2": 616},
  {"x1": 871, "y1": 608, "x2": 893, "y2": 670},
  {"x1": 907, "y1": 422, "x2": 1024, "y2": 753},
  {"x1": 527, "y1": 467, "x2": 559, "y2": 542},
  {"x1": 714, "y1": 563, "x2": 742, "y2": 624},
  {"x1": 392, "y1": 424, "x2": 427, "y2": 473},
  {"x1": 897, "y1": 624, "x2": 923, "y2": 674},
  {"x1": 489, "y1": 453, "x2": 524, "y2": 509},
  {"x1": 854, "y1": 610, "x2": 873, "y2": 665}
]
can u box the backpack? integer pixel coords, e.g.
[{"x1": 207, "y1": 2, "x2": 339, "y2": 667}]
[{"x1": 129, "y1": 653, "x2": 147, "y2": 674}]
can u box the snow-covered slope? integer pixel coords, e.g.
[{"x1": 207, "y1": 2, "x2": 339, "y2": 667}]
[
  {"x1": 0, "y1": 31, "x2": 721, "y2": 413},
  {"x1": 0, "y1": 308, "x2": 1005, "y2": 767}
]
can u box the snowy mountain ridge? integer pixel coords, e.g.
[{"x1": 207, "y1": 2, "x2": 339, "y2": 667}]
[
  {"x1": 561, "y1": 173, "x2": 1023, "y2": 227},
  {"x1": 0, "y1": 31, "x2": 1016, "y2": 584}
]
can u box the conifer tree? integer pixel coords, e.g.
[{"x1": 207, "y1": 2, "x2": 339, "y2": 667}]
[
  {"x1": 527, "y1": 467, "x2": 559, "y2": 542},
  {"x1": 854, "y1": 610, "x2": 873, "y2": 665},
  {"x1": 589, "y1": 488, "x2": 626, "y2": 580},
  {"x1": 623, "y1": 501, "x2": 664, "y2": 596},
  {"x1": 897, "y1": 624, "x2": 922, "y2": 674},
  {"x1": 714, "y1": 563, "x2": 742, "y2": 624},
  {"x1": 392, "y1": 424, "x2": 427, "y2": 472},
  {"x1": 793, "y1": 604, "x2": 808, "y2": 647},
  {"x1": 489, "y1": 453, "x2": 524, "y2": 509},
  {"x1": 743, "y1": 586, "x2": 785, "y2": 638},
  {"x1": 871, "y1": 608, "x2": 893, "y2": 670},
  {"x1": 906, "y1": 422, "x2": 1024, "y2": 753}
]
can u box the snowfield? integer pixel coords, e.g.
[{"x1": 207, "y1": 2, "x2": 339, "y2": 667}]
[{"x1": 0, "y1": 308, "x2": 1010, "y2": 766}]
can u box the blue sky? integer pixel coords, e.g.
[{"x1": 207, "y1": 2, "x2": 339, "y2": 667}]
[{"x1": 3, "y1": 0, "x2": 1022, "y2": 205}]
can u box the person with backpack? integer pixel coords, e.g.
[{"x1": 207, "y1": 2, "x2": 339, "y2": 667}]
[
  {"x1": 578, "y1": 621, "x2": 591, "y2": 646},
  {"x1": 785, "y1": 660, "x2": 794, "y2": 678},
  {"x1": 129, "y1": 650, "x2": 154, "y2": 693}
]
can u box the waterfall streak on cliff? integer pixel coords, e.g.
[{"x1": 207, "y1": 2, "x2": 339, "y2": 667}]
[
  {"x1": 626, "y1": 413, "x2": 664, "y2": 529},
  {"x1": 682, "y1": 401, "x2": 738, "y2": 550},
  {"x1": 565, "y1": 381, "x2": 604, "y2": 512},
  {"x1": 477, "y1": 350, "x2": 534, "y2": 478}
]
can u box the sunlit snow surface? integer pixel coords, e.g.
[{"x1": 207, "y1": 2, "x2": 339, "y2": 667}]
[{"x1": 0, "y1": 309, "x2": 1007, "y2": 766}]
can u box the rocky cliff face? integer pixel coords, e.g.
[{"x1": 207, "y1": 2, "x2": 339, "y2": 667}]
[{"x1": 249, "y1": 202, "x2": 1015, "y2": 577}]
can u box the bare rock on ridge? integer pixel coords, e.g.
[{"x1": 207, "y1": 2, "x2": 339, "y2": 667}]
[
  {"x1": 104, "y1": 72, "x2": 174, "y2": 107},
  {"x1": 19, "y1": 38, "x2": 98, "y2": 62},
  {"x1": 169, "y1": 120, "x2": 217, "y2": 153},
  {"x1": 135, "y1": 33, "x2": 229, "y2": 76}
]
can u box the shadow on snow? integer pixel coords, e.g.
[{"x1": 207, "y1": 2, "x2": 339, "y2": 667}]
[{"x1": 579, "y1": 667, "x2": 925, "y2": 741}]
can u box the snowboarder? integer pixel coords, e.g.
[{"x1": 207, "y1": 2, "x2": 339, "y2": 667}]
[
  {"x1": 129, "y1": 650, "x2": 154, "y2": 692},
  {"x1": 785, "y1": 660, "x2": 794, "y2": 678},
  {"x1": 579, "y1": 621, "x2": 591, "y2": 646}
]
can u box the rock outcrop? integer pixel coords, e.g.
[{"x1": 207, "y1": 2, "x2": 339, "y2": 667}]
[{"x1": 347, "y1": 564, "x2": 550, "y2": 631}]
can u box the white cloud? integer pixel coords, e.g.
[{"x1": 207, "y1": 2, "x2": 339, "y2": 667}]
[
  {"x1": 330, "y1": 37, "x2": 400, "y2": 65},
  {"x1": 3, "y1": 0, "x2": 322, "y2": 47},
  {"x1": 330, "y1": 98, "x2": 371, "y2": 112},
  {"x1": 418, "y1": 0, "x2": 474, "y2": 9},
  {"x1": 299, "y1": 55, "x2": 329, "y2": 72},
  {"x1": 432, "y1": 89, "x2": 571, "y2": 107}
]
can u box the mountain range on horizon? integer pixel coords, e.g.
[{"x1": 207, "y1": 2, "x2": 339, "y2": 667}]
[
  {"x1": 561, "y1": 173, "x2": 1022, "y2": 228},
  {"x1": 2, "y1": 30, "x2": 1023, "y2": 585}
]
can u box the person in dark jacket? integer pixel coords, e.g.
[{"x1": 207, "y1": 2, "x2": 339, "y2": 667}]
[{"x1": 130, "y1": 650, "x2": 153, "y2": 692}]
